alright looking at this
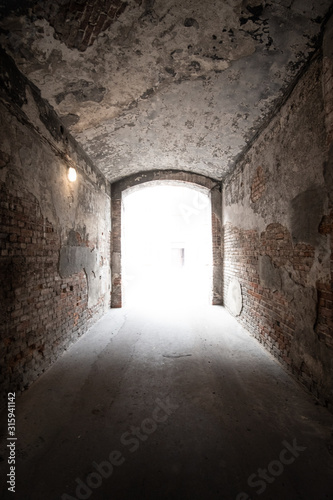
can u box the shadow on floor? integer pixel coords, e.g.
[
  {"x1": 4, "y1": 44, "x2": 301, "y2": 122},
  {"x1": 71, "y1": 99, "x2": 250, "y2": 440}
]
[{"x1": 1, "y1": 305, "x2": 332, "y2": 499}]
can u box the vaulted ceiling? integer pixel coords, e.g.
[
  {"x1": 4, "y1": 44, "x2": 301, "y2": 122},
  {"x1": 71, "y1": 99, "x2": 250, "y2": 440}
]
[{"x1": 0, "y1": 0, "x2": 332, "y2": 182}]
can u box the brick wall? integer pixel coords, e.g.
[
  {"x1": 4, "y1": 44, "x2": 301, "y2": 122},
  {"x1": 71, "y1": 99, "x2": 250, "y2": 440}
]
[
  {"x1": 34, "y1": 0, "x2": 129, "y2": 52},
  {"x1": 250, "y1": 165, "x2": 266, "y2": 203},
  {"x1": 0, "y1": 52, "x2": 111, "y2": 409},
  {"x1": 323, "y1": 13, "x2": 333, "y2": 146},
  {"x1": 224, "y1": 217, "x2": 333, "y2": 401},
  {"x1": 223, "y1": 45, "x2": 333, "y2": 411},
  {"x1": 317, "y1": 211, "x2": 333, "y2": 347},
  {"x1": 0, "y1": 182, "x2": 111, "y2": 403},
  {"x1": 1, "y1": 184, "x2": 79, "y2": 388},
  {"x1": 317, "y1": 14, "x2": 333, "y2": 356}
]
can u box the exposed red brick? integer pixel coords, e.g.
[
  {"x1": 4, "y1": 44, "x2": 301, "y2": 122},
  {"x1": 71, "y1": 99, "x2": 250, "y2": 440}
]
[
  {"x1": 38, "y1": 0, "x2": 129, "y2": 51},
  {"x1": 250, "y1": 165, "x2": 266, "y2": 203},
  {"x1": 0, "y1": 182, "x2": 110, "y2": 398},
  {"x1": 316, "y1": 210, "x2": 333, "y2": 347}
]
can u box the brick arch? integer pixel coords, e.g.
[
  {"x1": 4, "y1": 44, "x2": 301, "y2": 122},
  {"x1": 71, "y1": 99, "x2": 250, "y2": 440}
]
[{"x1": 111, "y1": 170, "x2": 222, "y2": 307}]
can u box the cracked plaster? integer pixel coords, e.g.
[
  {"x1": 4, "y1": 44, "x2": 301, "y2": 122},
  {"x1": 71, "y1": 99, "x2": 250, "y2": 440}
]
[{"x1": 0, "y1": 0, "x2": 332, "y2": 182}]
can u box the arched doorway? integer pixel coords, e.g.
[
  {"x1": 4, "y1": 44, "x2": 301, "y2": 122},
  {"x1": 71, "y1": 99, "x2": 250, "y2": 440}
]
[
  {"x1": 122, "y1": 182, "x2": 212, "y2": 307},
  {"x1": 111, "y1": 170, "x2": 222, "y2": 308}
]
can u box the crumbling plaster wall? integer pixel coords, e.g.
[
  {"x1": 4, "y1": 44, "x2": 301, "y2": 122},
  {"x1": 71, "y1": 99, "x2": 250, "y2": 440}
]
[
  {"x1": 1, "y1": 0, "x2": 331, "y2": 183},
  {"x1": 223, "y1": 20, "x2": 333, "y2": 410},
  {"x1": 0, "y1": 50, "x2": 111, "y2": 407}
]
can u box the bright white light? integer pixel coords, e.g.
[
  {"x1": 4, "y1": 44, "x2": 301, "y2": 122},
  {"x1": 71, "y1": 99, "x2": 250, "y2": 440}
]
[
  {"x1": 122, "y1": 183, "x2": 212, "y2": 309},
  {"x1": 68, "y1": 167, "x2": 77, "y2": 182}
]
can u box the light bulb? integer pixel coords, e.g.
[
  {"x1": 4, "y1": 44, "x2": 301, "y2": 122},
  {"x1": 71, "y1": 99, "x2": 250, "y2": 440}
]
[{"x1": 68, "y1": 167, "x2": 77, "y2": 182}]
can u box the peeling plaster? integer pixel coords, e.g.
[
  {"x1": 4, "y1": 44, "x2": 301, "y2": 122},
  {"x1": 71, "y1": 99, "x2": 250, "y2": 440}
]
[{"x1": 0, "y1": 0, "x2": 331, "y2": 182}]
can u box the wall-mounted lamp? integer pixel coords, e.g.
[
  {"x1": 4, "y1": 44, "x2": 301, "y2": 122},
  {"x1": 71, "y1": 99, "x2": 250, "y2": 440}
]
[{"x1": 68, "y1": 166, "x2": 77, "y2": 182}]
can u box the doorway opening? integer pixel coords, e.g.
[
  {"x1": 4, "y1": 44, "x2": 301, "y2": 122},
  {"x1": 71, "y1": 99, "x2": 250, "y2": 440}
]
[{"x1": 122, "y1": 183, "x2": 213, "y2": 308}]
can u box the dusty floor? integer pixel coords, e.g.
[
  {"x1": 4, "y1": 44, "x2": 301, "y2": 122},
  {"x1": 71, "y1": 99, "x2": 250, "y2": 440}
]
[{"x1": 1, "y1": 303, "x2": 333, "y2": 500}]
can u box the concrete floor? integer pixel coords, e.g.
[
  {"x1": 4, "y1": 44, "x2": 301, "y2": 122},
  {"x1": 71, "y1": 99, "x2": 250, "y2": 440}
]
[{"x1": 1, "y1": 303, "x2": 333, "y2": 500}]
